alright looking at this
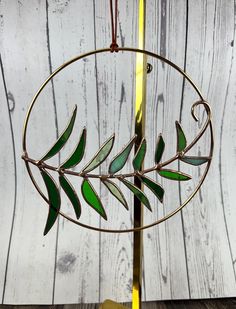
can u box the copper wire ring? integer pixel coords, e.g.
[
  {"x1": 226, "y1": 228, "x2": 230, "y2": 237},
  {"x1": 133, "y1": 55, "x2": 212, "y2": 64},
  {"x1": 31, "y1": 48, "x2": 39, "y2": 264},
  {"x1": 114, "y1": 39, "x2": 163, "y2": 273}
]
[{"x1": 22, "y1": 47, "x2": 214, "y2": 233}]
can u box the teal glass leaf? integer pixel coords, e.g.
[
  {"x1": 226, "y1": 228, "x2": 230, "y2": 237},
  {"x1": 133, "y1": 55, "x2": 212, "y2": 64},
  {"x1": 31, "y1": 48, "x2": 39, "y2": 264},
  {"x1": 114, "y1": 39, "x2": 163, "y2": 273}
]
[
  {"x1": 60, "y1": 128, "x2": 86, "y2": 169},
  {"x1": 176, "y1": 121, "x2": 187, "y2": 152},
  {"x1": 81, "y1": 179, "x2": 107, "y2": 220},
  {"x1": 133, "y1": 138, "x2": 146, "y2": 171},
  {"x1": 109, "y1": 135, "x2": 137, "y2": 174},
  {"x1": 82, "y1": 134, "x2": 115, "y2": 173},
  {"x1": 155, "y1": 134, "x2": 165, "y2": 164},
  {"x1": 120, "y1": 178, "x2": 151, "y2": 211},
  {"x1": 140, "y1": 175, "x2": 164, "y2": 203},
  {"x1": 59, "y1": 174, "x2": 81, "y2": 219},
  {"x1": 158, "y1": 169, "x2": 191, "y2": 181},
  {"x1": 180, "y1": 156, "x2": 209, "y2": 166},
  {"x1": 41, "y1": 105, "x2": 77, "y2": 161},
  {"x1": 40, "y1": 169, "x2": 61, "y2": 235},
  {"x1": 103, "y1": 179, "x2": 128, "y2": 210}
]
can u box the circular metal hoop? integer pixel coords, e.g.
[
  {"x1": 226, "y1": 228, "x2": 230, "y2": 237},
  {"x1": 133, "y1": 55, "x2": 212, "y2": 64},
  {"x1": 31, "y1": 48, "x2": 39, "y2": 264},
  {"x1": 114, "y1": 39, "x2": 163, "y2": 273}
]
[{"x1": 22, "y1": 47, "x2": 214, "y2": 233}]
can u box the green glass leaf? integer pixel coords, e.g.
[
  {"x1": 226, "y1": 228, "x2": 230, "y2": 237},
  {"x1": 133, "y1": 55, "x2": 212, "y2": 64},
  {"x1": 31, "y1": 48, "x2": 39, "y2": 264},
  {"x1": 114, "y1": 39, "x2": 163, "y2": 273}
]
[
  {"x1": 158, "y1": 169, "x2": 191, "y2": 181},
  {"x1": 176, "y1": 121, "x2": 187, "y2": 152},
  {"x1": 180, "y1": 156, "x2": 209, "y2": 166},
  {"x1": 155, "y1": 134, "x2": 165, "y2": 164},
  {"x1": 109, "y1": 135, "x2": 137, "y2": 174},
  {"x1": 41, "y1": 105, "x2": 77, "y2": 161},
  {"x1": 82, "y1": 134, "x2": 115, "y2": 173},
  {"x1": 133, "y1": 138, "x2": 146, "y2": 171},
  {"x1": 120, "y1": 178, "x2": 151, "y2": 211},
  {"x1": 60, "y1": 128, "x2": 86, "y2": 169},
  {"x1": 81, "y1": 179, "x2": 107, "y2": 220},
  {"x1": 140, "y1": 175, "x2": 164, "y2": 203},
  {"x1": 59, "y1": 174, "x2": 81, "y2": 219},
  {"x1": 40, "y1": 169, "x2": 61, "y2": 235},
  {"x1": 103, "y1": 179, "x2": 128, "y2": 210}
]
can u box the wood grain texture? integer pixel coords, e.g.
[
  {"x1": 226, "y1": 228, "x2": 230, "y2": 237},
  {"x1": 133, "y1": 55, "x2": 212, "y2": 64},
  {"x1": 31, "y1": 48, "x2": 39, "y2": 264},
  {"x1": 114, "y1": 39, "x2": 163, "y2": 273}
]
[
  {"x1": 46, "y1": 0, "x2": 100, "y2": 304},
  {"x1": 180, "y1": 0, "x2": 236, "y2": 298},
  {"x1": 219, "y1": 0, "x2": 236, "y2": 279},
  {"x1": 1, "y1": 298, "x2": 236, "y2": 308},
  {"x1": 0, "y1": 56, "x2": 16, "y2": 302},
  {"x1": 0, "y1": 0, "x2": 236, "y2": 305},
  {"x1": 143, "y1": 0, "x2": 189, "y2": 301},
  {"x1": 0, "y1": 0, "x2": 59, "y2": 304}
]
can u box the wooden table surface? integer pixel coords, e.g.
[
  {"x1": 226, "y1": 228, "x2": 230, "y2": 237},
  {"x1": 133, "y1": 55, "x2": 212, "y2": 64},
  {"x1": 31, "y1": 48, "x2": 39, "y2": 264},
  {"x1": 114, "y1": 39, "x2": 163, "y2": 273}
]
[{"x1": 1, "y1": 299, "x2": 236, "y2": 309}]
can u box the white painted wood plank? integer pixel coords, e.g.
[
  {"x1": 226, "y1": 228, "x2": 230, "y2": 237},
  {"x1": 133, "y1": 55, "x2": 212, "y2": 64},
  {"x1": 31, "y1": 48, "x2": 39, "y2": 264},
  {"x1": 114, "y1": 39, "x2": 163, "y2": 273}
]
[
  {"x1": 0, "y1": 59, "x2": 16, "y2": 302},
  {"x1": 0, "y1": 0, "x2": 58, "y2": 304},
  {"x1": 143, "y1": 0, "x2": 189, "y2": 301},
  {"x1": 220, "y1": 0, "x2": 236, "y2": 280},
  {"x1": 180, "y1": 0, "x2": 236, "y2": 298},
  {"x1": 94, "y1": 0, "x2": 138, "y2": 303},
  {"x1": 46, "y1": 0, "x2": 101, "y2": 304}
]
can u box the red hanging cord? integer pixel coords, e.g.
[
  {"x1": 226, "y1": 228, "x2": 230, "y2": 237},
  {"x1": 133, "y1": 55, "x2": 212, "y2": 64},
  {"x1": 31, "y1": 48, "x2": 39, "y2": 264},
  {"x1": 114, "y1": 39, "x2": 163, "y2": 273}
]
[{"x1": 110, "y1": 0, "x2": 119, "y2": 52}]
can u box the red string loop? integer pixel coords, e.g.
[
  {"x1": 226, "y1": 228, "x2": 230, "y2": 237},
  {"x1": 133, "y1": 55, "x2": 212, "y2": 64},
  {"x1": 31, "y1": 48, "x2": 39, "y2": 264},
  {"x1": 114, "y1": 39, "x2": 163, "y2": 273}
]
[{"x1": 110, "y1": 0, "x2": 119, "y2": 52}]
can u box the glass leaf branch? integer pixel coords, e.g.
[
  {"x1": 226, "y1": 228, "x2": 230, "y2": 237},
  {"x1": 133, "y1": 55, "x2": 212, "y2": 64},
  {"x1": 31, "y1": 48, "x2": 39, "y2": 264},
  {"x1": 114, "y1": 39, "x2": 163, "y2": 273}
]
[{"x1": 22, "y1": 100, "x2": 212, "y2": 234}]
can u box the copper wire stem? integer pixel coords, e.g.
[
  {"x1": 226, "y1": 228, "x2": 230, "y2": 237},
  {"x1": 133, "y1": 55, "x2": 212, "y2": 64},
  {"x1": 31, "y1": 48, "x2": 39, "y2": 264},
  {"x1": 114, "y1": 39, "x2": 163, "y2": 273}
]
[
  {"x1": 22, "y1": 153, "x2": 178, "y2": 179},
  {"x1": 22, "y1": 100, "x2": 212, "y2": 180}
]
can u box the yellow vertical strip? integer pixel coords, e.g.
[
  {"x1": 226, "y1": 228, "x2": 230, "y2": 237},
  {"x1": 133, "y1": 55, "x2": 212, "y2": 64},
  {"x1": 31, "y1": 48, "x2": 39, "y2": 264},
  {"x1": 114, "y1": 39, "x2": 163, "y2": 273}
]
[{"x1": 132, "y1": 1, "x2": 146, "y2": 309}]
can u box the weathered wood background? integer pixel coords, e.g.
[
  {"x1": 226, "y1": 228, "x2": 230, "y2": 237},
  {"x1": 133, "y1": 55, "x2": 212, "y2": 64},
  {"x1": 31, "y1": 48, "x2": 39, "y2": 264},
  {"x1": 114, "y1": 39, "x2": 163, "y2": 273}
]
[
  {"x1": 0, "y1": 0, "x2": 236, "y2": 306},
  {"x1": 1, "y1": 298, "x2": 236, "y2": 309}
]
